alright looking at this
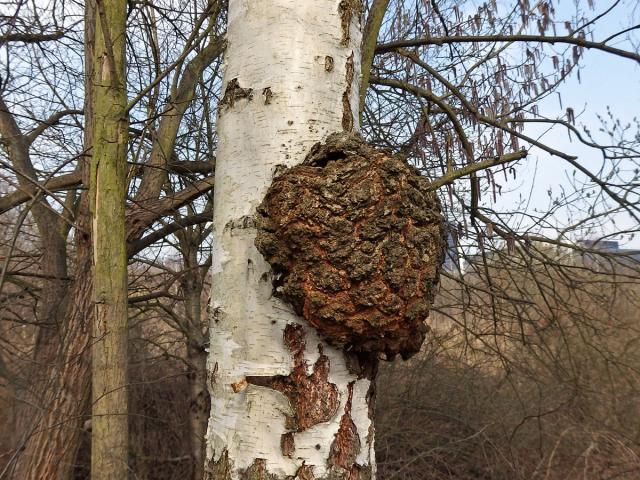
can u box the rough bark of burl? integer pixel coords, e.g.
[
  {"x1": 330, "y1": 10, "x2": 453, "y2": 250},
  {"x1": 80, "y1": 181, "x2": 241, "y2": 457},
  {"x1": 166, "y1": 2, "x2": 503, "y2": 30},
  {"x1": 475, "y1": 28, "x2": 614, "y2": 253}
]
[{"x1": 255, "y1": 133, "x2": 446, "y2": 360}]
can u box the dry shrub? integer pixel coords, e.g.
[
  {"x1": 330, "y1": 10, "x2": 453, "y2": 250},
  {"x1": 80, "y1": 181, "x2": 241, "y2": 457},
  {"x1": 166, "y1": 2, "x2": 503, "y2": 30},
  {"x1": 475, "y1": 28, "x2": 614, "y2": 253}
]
[
  {"x1": 69, "y1": 358, "x2": 192, "y2": 480},
  {"x1": 377, "y1": 356, "x2": 515, "y2": 480},
  {"x1": 127, "y1": 355, "x2": 192, "y2": 480},
  {"x1": 375, "y1": 262, "x2": 640, "y2": 480},
  {"x1": 69, "y1": 316, "x2": 196, "y2": 480},
  {"x1": 0, "y1": 386, "x2": 14, "y2": 475}
]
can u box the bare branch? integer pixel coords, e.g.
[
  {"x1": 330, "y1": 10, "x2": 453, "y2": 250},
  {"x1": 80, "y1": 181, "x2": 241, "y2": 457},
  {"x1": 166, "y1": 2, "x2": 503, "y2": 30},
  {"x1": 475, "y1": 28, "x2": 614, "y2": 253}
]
[
  {"x1": 125, "y1": 175, "x2": 215, "y2": 243},
  {"x1": 428, "y1": 150, "x2": 528, "y2": 191},
  {"x1": 376, "y1": 34, "x2": 640, "y2": 63},
  {"x1": 25, "y1": 109, "x2": 83, "y2": 144},
  {"x1": 0, "y1": 171, "x2": 82, "y2": 214},
  {"x1": 360, "y1": 0, "x2": 391, "y2": 118},
  {"x1": 127, "y1": 209, "x2": 212, "y2": 257},
  {"x1": 0, "y1": 30, "x2": 65, "y2": 44}
]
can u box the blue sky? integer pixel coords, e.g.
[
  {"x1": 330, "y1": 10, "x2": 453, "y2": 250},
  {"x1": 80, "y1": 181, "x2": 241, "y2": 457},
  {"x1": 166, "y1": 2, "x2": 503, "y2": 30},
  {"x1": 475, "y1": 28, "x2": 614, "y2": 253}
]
[{"x1": 489, "y1": 0, "x2": 640, "y2": 248}]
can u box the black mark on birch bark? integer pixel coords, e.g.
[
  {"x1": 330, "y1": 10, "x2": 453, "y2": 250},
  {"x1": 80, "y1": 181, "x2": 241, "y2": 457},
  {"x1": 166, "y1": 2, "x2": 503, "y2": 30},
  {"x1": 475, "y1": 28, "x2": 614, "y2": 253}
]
[
  {"x1": 225, "y1": 215, "x2": 256, "y2": 231},
  {"x1": 342, "y1": 53, "x2": 355, "y2": 132},
  {"x1": 325, "y1": 55, "x2": 334, "y2": 72},
  {"x1": 263, "y1": 87, "x2": 273, "y2": 105},
  {"x1": 220, "y1": 78, "x2": 253, "y2": 110},
  {"x1": 207, "y1": 362, "x2": 218, "y2": 391},
  {"x1": 211, "y1": 305, "x2": 223, "y2": 324},
  {"x1": 245, "y1": 323, "x2": 339, "y2": 431}
]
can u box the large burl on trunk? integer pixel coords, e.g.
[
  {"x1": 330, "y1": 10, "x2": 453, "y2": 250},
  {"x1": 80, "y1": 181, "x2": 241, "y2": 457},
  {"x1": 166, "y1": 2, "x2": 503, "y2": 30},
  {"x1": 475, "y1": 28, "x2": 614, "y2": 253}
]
[{"x1": 255, "y1": 133, "x2": 446, "y2": 360}]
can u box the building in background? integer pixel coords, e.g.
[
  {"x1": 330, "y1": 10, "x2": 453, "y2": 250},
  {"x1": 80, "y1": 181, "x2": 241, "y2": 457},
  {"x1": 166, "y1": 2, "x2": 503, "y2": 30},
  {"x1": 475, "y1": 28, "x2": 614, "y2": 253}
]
[
  {"x1": 576, "y1": 239, "x2": 640, "y2": 268},
  {"x1": 443, "y1": 223, "x2": 460, "y2": 271}
]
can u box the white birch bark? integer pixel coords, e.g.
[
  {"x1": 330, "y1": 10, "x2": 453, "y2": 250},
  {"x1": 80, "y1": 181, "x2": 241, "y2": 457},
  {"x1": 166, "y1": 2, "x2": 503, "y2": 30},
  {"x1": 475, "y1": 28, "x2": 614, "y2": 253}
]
[{"x1": 205, "y1": 1, "x2": 375, "y2": 478}]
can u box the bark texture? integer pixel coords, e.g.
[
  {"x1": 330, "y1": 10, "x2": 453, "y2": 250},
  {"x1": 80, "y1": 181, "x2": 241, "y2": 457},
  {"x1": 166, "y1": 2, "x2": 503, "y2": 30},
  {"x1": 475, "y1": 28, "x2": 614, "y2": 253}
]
[
  {"x1": 255, "y1": 134, "x2": 446, "y2": 359},
  {"x1": 9, "y1": 4, "x2": 96, "y2": 477},
  {"x1": 205, "y1": 1, "x2": 375, "y2": 478},
  {"x1": 90, "y1": 0, "x2": 130, "y2": 476},
  {"x1": 177, "y1": 225, "x2": 210, "y2": 480},
  {"x1": 10, "y1": 254, "x2": 93, "y2": 479}
]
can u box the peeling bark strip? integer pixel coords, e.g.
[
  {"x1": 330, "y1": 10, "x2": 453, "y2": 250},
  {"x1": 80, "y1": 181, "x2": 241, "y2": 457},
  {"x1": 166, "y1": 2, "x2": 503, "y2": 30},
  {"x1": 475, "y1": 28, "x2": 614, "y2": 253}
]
[
  {"x1": 296, "y1": 465, "x2": 316, "y2": 480},
  {"x1": 220, "y1": 78, "x2": 254, "y2": 110},
  {"x1": 329, "y1": 383, "x2": 360, "y2": 470},
  {"x1": 241, "y1": 458, "x2": 278, "y2": 480},
  {"x1": 326, "y1": 464, "x2": 372, "y2": 480},
  {"x1": 246, "y1": 324, "x2": 340, "y2": 431},
  {"x1": 263, "y1": 87, "x2": 273, "y2": 105},
  {"x1": 342, "y1": 53, "x2": 355, "y2": 132},
  {"x1": 205, "y1": 449, "x2": 232, "y2": 480},
  {"x1": 324, "y1": 383, "x2": 373, "y2": 480},
  {"x1": 281, "y1": 432, "x2": 295, "y2": 457},
  {"x1": 338, "y1": 0, "x2": 363, "y2": 46}
]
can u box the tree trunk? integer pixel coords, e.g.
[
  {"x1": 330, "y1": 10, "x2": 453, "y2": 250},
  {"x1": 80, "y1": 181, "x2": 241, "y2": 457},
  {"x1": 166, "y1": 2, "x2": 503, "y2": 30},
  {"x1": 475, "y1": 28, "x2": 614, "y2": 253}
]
[
  {"x1": 187, "y1": 343, "x2": 209, "y2": 480},
  {"x1": 0, "y1": 59, "x2": 71, "y2": 464},
  {"x1": 204, "y1": 1, "x2": 376, "y2": 478},
  {"x1": 5, "y1": 111, "x2": 72, "y2": 468},
  {"x1": 9, "y1": 253, "x2": 93, "y2": 479},
  {"x1": 180, "y1": 249, "x2": 209, "y2": 480},
  {"x1": 90, "y1": 0, "x2": 129, "y2": 477},
  {"x1": 9, "y1": 3, "x2": 97, "y2": 478}
]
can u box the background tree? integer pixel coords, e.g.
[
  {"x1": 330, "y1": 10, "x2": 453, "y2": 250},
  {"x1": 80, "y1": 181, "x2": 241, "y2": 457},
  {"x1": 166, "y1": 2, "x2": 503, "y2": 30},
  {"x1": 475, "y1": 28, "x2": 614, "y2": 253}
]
[
  {"x1": 89, "y1": 0, "x2": 129, "y2": 476},
  {"x1": 0, "y1": 0, "x2": 222, "y2": 477}
]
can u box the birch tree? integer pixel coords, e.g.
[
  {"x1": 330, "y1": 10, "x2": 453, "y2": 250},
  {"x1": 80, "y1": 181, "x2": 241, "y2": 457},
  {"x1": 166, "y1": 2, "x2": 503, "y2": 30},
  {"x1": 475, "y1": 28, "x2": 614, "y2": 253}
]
[{"x1": 205, "y1": 1, "x2": 379, "y2": 477}]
